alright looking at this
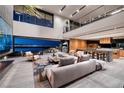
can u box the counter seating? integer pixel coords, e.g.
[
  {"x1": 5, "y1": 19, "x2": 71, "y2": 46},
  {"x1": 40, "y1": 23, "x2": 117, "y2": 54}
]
[{"x1": 83, "y1": 49, "x2": 113, "y2": 62}]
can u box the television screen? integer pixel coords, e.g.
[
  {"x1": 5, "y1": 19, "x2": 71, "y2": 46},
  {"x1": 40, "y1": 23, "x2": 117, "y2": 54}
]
[{"x1": 0, "y1": 16, "x2": 13, "y2": 57}]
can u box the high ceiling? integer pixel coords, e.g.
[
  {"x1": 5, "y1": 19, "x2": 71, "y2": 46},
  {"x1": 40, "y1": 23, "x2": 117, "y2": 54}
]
[
  {"x1": 35, "y1": 5, "x2": 124, "y2": 40},
  {"x1": 38, "y1": 5, "x2": 123, "y2": 22}
]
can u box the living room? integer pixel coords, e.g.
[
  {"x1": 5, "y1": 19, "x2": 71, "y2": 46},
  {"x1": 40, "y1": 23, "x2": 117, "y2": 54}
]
[{"x1": 0, "y1": 3, "x2": 124, "y2": 89}]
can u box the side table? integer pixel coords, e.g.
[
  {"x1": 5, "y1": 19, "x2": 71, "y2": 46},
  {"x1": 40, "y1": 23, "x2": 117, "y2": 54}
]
[{"x1": 36, "y1": 64, "x2": 47, "y2": 82}]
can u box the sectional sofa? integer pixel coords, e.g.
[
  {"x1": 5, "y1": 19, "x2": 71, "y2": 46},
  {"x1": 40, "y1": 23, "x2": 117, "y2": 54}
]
[
  {"x1": 46, "y1": 59, "x2": 96, "y2": 88},
  {"x1": 45, "y1": 51, "x2": 104, "y2": 88}
]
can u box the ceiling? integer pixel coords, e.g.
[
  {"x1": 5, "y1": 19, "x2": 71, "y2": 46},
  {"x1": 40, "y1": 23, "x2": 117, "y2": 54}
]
[
  {"x1": 38, "y1": 5, "x2": 123, "y2": 22},
  {"x1": 36, "y1": 5, "x2": 124, "y2": 40},
  {"x1": 63, "y1": 11, "x2": 124, "y2": 40}
]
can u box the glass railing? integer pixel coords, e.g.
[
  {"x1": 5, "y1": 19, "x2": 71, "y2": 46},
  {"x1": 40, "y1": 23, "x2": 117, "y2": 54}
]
[
  {"x1": 63, "y1": 7, "x2": 124, "y2": 33},
  {"x1": 63, "y1": 14, "x2": 111, "y2": 33},
  {"x1": 13, "y1": 11, "x2": 53, "y2": 28}
]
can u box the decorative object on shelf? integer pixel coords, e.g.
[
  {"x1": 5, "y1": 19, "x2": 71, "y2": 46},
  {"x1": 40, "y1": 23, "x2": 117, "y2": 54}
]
[{"x1": 100, "y1": 38, "x2": 112, "y2": 44}]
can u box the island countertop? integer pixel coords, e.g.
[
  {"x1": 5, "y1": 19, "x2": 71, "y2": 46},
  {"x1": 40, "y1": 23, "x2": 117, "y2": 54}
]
[{"x1": 96, "y1": 48, "x2": 113, "y2": 52}]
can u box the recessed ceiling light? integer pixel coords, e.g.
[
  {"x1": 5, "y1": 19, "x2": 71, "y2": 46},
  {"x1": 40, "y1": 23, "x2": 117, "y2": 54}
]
[
  {"x1": 60, "y1": 5, "x2": 66, "y2": 12},
  {"x1": 59, "y1": 10, "x2": 62, "y2": 13},
  {"x1": 79, "y1": 6, "x2": 86, "y2": 11},
  {"x1": 76, "y1": 10, "x2": 79, "y2": 13},
  {"x1": 111, "y1": 8, "x2": 124, "y2": 15},
  {"x1": 111, "y1": 9, "x2": 121, "y2": 15}
]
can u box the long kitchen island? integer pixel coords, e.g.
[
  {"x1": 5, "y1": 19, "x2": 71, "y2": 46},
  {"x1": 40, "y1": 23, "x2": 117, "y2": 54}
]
[{"x1": 82, "y1": 48, "x2": 113, "y2": 62}]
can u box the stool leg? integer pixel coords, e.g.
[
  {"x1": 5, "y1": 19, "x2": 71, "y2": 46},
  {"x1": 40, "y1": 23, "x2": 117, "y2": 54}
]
[{"x1": 97, "y1": 53, "x2": 99, "y2": 60}]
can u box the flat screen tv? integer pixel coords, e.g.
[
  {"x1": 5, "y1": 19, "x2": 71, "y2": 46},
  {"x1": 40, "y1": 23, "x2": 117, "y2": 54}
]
[{"x1": 0, "y1": 16, "x2": 13, "y2": 58}]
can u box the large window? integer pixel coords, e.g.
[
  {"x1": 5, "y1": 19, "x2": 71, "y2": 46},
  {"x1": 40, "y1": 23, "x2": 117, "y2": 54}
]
[
  {"x1": 14, "y1": 36, "x2": 61, "y2": 52},
  {"x1": 0, "y1": 16, "x2": 13, "y2": 56},
  {"x1": 13, "y1": 5, "x2": 54, "y2": 28}
]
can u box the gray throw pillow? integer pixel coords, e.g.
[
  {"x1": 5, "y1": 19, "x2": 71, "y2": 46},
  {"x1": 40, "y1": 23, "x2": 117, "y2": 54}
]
[
  {"x1": 78, "y1": 54, "x2": 90, "y2": 62},
  {"x1": 59, "y1": 57, "x2": 75, "y2": 67}
]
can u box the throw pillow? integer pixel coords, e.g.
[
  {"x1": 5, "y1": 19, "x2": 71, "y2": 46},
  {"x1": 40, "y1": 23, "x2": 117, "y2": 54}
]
[
  {"x1": 59, "y1": 57, "x2": 75, "y2": 67},
  {"x1": 78, "y1": 54, "x2": 90, "y2": 62}
]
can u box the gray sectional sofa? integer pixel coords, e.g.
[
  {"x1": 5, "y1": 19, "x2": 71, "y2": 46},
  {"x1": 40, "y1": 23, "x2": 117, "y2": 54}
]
[{"x1": 46, "y1": 59, "x2": 96, "y2": 88}]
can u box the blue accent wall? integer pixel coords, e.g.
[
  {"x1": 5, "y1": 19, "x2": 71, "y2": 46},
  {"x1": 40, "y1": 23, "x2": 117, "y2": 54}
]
[{"x1": 14, "y1": 36, "x2": 61, "y2": 52}]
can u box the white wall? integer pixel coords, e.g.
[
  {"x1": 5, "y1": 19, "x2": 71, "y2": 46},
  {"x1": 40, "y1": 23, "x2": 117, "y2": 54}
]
[
  {"x1": 13, "y1": 15, "x2": 66, "y2": 39},
  {"x1": 0, "y1": 5, "x2": 13, "y2": 27},
  {"x1": 79, "y1": 28, "x2": 124, "y2": 40},
  {"x1": 0, "y1": 5, "x2": 13, "y2": 55}
]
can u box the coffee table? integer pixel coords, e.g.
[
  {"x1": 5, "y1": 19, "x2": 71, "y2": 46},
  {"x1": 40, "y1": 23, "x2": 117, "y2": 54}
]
[{"x1": 48, "y1": 56, "x2": 60, "y2": 64}]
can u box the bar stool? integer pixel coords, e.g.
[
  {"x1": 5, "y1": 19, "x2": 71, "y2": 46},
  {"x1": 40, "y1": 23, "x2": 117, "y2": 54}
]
[
  {"x1": 103, "y1": 53, "x2": 107, "y2": 61},
  {"x1": 89, "y1": 51, "x2": 92, "y2": 58},
  {"x1": 94, "y1": 52, "x2": 97, "y2": 59},
  {"x1": 99, "y1": 52, "x2": 103, "y2": 60},
  {"x1": 102, "y1": 53, "x2": 105, "y2": 61},
  {"x1": 96, "y1": 52, "x2": 99, "y2": 60},
  {"x1": 92, "y1": 52, "x2": 95, "y2": 59},
  {"x1": 106, "y1": 52, "x2": 109, "y2": 62}
]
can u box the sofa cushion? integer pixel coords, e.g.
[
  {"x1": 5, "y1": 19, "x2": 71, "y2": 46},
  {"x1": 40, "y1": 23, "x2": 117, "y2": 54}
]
[
  {"x1": 55, "y1": 52, "x2": 69, "y2": 57},
  {"x1": 78, "y1": 56, "x2": 84, "y2": 62},
  {"x1": 77, "y1": 54, "x2": 90, "y2": 63},
  {"x1": 59, "y1": 57, "x2": 75, "y2": 67},
  {"x1": 75, "y1": 51, "x2": 84, "y2": 57}
]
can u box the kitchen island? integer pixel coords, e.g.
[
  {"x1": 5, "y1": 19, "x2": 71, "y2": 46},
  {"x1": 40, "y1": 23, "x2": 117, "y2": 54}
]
[{"x1": 82, "y1": 48, "x2": 113, "y2": 62}]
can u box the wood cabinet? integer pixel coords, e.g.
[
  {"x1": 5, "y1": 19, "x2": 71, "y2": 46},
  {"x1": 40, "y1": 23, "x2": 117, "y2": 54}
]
[
  {"x1": 120, "y1": 50, "x2": 124, "y2": 57},
  {"x1": 112, "y1": 49, "x2": 120, "y2": 59},
  {"x1": 112, "y1": 49, "x2": 124, "y2": 58},
  {"x1": 69, "y1": 39, "x2": 87, "y2": 51},
  {"x1": 88, "y1": 44, "x2": 98, "y2": 48}
]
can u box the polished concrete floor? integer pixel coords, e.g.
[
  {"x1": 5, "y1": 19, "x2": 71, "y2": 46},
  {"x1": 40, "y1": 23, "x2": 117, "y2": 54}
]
[
  {"x1": 0, "y1": 57, "x2": 34, "y2": 88},
  {"x1": 0, "y1": 57, "x2": 124, "y2": 88},
  {"x1": 36, "y1": 57, "x2": 124, "y2": 88},
  {"x1": 66, "y1": 58, "x2": 124, "y2": 88}
]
